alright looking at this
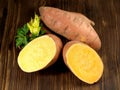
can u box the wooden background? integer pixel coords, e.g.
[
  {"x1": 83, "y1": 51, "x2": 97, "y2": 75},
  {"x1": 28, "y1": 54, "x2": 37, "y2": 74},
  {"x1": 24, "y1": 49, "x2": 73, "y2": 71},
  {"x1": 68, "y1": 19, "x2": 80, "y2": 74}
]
[{"x1": 0, "y1": 0, "x2": 120, "y2": 90}]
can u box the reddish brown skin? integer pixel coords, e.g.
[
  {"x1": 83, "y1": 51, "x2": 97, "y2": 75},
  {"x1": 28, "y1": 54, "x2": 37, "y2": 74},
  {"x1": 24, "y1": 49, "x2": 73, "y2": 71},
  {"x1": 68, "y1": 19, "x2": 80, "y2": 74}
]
[
  {"x1": 68, "y1": 12, "x2": 95, "y2": 26},
  {"x1": 39, "y1": 6, "x2": 101, "y2": 50},
  {"x1": 44, "y1": 34, "x2": 63, "y2": 68}
]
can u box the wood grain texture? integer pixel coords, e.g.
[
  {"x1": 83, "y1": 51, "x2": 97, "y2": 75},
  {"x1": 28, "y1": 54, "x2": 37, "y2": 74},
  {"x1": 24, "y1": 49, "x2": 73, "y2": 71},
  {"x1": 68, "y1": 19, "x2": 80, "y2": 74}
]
[{"x1": 0, "y1": 0, "x2": 120, "y2": 90}]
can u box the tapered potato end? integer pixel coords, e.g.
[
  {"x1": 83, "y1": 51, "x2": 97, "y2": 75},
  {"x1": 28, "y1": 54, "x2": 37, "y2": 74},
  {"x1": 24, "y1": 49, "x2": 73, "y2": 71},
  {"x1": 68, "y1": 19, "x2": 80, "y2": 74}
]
[
  {"x1": 18, "y1": 34, "x2": 62, "y2": 73},
  {"x1": 63, "y1": 41, "x2": 104, "y2": 84}
]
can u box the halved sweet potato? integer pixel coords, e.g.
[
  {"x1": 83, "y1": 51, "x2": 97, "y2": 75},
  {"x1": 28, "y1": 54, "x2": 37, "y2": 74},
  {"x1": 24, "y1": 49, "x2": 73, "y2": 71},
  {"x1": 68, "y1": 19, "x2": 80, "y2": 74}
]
[
  {"x1": 63, "y1": 41, "x2": 104, "y2": 84},
  {"x1": 18, "y1": 34, "x2": 63, "y2": 73}
]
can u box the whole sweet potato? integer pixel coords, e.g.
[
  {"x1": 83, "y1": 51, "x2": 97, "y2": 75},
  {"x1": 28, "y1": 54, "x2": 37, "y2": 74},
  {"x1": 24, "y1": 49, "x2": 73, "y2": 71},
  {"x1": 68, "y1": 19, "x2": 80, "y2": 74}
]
[{"x1": 39, "y1": 6, "x2": 101, "y2": 50}]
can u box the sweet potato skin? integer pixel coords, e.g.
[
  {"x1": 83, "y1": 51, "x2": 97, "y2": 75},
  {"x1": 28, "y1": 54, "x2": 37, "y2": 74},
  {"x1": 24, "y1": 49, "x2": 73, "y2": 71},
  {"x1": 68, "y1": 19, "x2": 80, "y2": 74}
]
[
  {"x1": 63, "y1": 41, "x2": 104, "y2": 84},
  {"x1": 39, "y1": 6, "x2": 101, "y2": 50}
]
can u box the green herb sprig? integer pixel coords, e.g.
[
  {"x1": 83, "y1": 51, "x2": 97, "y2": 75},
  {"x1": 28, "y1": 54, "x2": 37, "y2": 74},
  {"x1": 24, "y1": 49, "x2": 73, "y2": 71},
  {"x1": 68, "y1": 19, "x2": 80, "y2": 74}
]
[{"x1": 15, "y1": 14, "x2": 46, "y2": 49}]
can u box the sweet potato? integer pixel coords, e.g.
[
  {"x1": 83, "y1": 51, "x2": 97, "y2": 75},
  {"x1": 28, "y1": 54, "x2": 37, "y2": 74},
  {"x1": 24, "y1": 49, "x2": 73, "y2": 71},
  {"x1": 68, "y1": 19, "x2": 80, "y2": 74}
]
[
  {"x1": 63, "y1": 41, "x2": 104, "y2": 84},
  {"x1": 39, "y1": 6, "x2": 101, "y2": 50},
  {"x1": 18, "y1": 34, "x2": 63, "y2": 73}
]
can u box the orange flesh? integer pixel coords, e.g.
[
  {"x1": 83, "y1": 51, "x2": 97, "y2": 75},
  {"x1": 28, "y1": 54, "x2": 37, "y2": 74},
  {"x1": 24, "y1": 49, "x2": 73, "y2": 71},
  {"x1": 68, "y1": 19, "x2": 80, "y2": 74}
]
[
  {"x1": 66, "y1": 43, "x2": 103, "y2": 84},
  {"x1": 18, "y1": 35, "x2": 56, "y2": 73}
]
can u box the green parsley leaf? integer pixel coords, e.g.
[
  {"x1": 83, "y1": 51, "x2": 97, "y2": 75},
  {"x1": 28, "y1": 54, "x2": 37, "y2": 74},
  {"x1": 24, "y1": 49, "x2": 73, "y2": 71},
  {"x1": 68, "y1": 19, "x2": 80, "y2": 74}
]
[
  {"x1": 15, "y1": 24, "x2": 29, "y2": 48},
  {"x1": 15, "y1": 13, "x2": 46, "y2": 49},
  {"x1": 40, "y1": 29, "x2": 46, "y2": 35}
]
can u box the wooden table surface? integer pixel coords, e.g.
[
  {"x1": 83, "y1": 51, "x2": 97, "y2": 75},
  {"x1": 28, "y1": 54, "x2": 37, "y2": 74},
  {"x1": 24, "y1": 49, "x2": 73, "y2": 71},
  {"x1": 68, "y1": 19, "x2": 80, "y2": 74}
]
[{"x1": 0, "y1": 0, "x2": 120, "y2": 90}]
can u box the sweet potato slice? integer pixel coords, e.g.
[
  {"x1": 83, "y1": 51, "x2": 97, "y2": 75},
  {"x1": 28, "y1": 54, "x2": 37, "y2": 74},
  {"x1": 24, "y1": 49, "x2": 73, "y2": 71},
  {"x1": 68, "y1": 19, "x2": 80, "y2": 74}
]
[
  {"x1": 63, "y1": 41, "x2": 104, "y2": 84},
  {"x1": 18, "y1": 34, "x2": 63, "y2": 73}
]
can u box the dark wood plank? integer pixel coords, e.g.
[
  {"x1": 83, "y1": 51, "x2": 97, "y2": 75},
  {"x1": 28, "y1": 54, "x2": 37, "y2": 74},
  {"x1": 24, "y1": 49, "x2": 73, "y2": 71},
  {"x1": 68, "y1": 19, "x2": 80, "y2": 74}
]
[{"x1": 0, "y1": 0, "x2": 120, "y2": 90}]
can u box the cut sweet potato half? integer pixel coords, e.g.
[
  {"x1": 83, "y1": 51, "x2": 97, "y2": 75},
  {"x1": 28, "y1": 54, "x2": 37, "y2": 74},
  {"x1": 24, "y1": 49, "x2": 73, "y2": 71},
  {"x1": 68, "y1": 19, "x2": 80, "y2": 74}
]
[
  {"x1": 63, "y1": 41, "x2": 104, "y2": 84},
  {"x1": 18, "y1": 34, "x2": 63, "y2": 73}
]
